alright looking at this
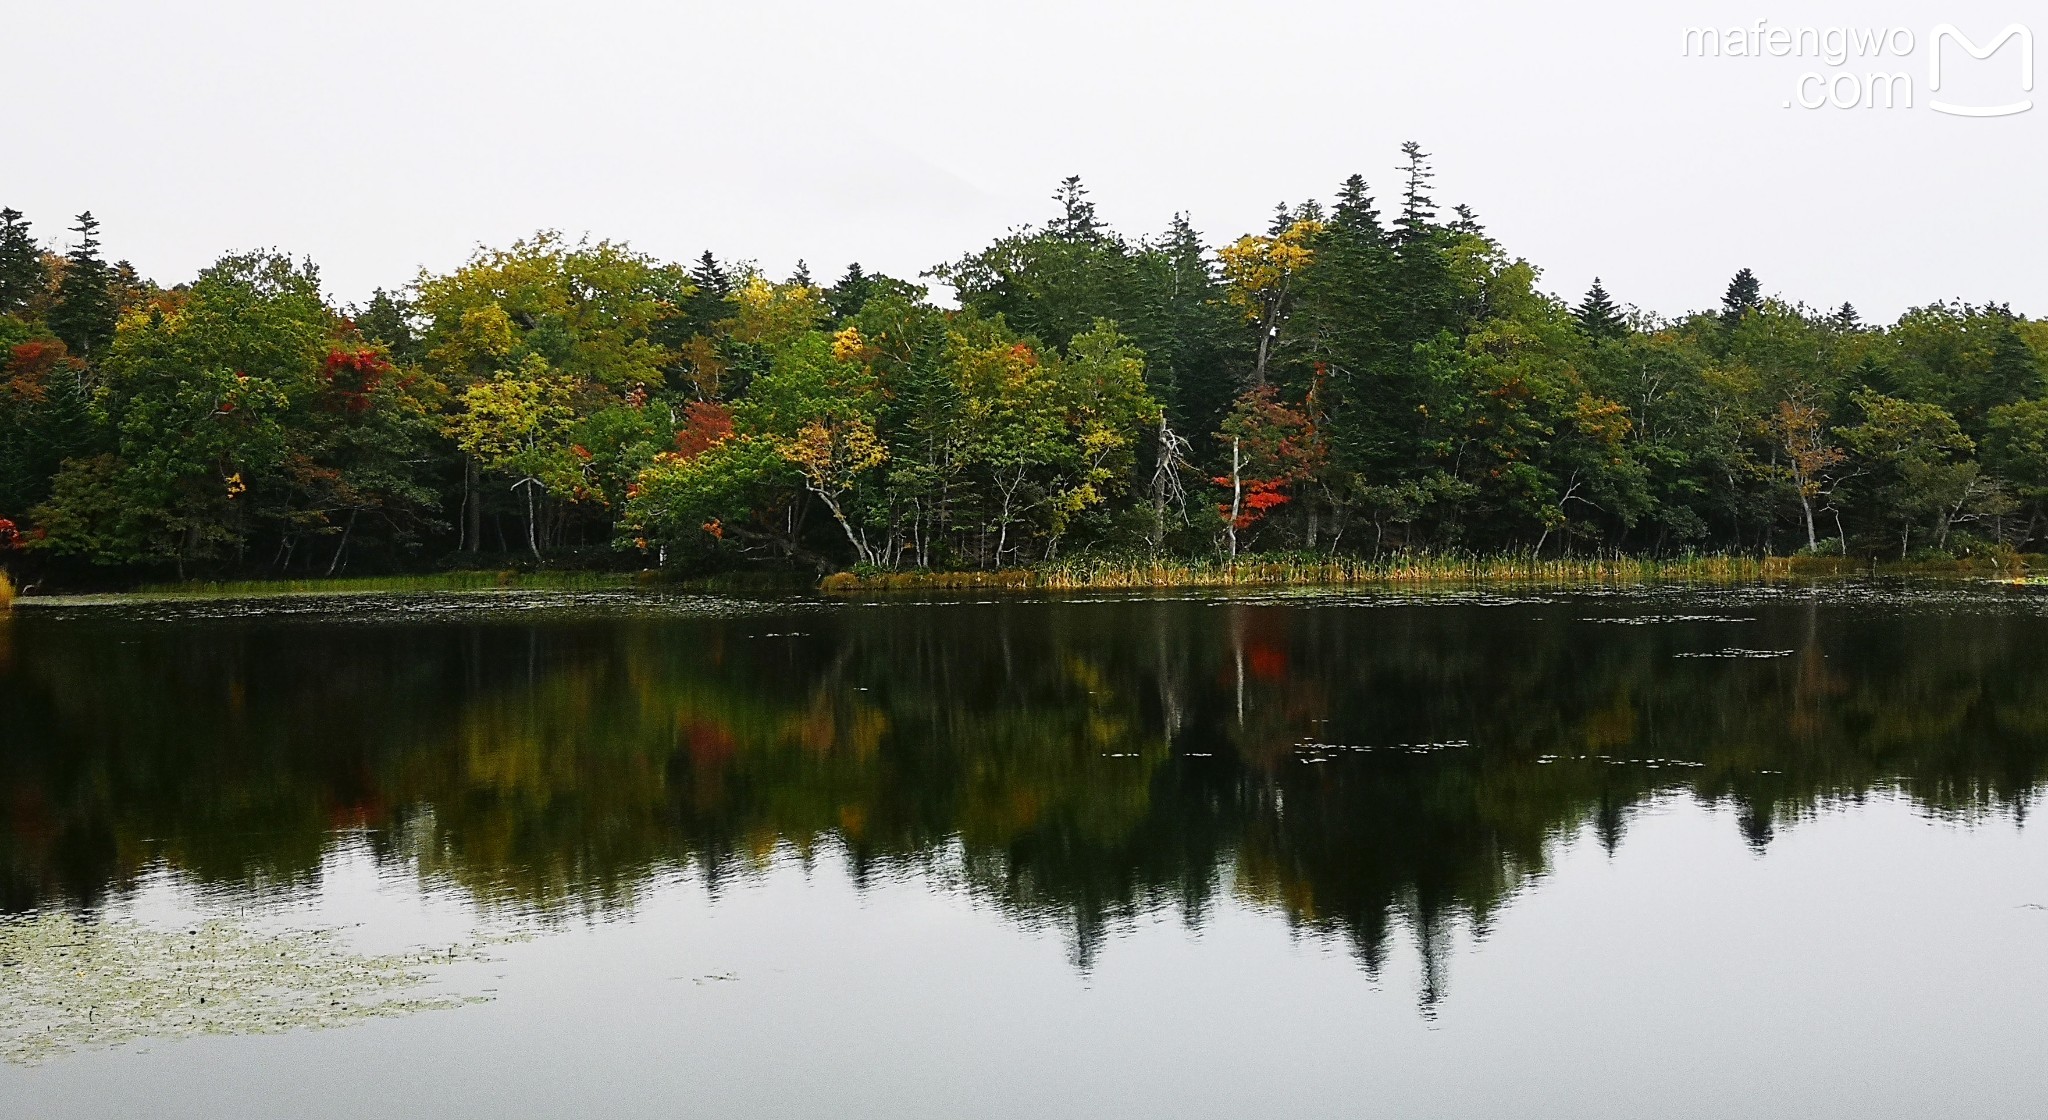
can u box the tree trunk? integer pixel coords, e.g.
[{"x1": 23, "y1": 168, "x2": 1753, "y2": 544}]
[
  {"x1": 327, "y1": 510, "x2": 358, "y2": 576},
  {"x1": 521, "y1": 479, "x2": 541, "y2": 563},
  {"x1": 1226, "y1": 438, "x2": 1243, "y2": 560},
  {"x1": 464, "y1": 457, "x2": 482, "y2": 554}
]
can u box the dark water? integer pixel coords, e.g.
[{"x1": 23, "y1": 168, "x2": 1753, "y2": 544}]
[{"x1": 2, "y1": 585, "x2": 2045, "y2": 1117}]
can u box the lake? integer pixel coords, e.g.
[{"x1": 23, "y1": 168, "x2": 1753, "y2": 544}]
[{"x1": 2, "y1": 584, "x2": 2045, "y2": 1117}]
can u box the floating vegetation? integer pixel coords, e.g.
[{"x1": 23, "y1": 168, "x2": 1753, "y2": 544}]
[
  {"x1": 14, "y1": 589, "x2": 816, "y2": 627},
  {"x1": 1674, "y1": 648, "x2": 1797, "y2": 659},
  {"x1": 1296, "y1": 740, "x2": 1474, "y2": 758},
  {"x1": 134, "y1": 570, "x2": 644, "y2": 598},
  {"x1": 0, "y1": 911, "x2": 497, "y2": 1065},
  {"x1": 1581, "y1": 614, "x2": 1754, "y2": 625}
]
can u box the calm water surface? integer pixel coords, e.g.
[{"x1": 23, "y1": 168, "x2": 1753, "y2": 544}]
[{"x1": 2, "y1": 584, "x2": 2045, "y2": 1117}]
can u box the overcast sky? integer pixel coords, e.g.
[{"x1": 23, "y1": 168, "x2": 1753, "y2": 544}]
[{"x1": 4, "y1": 0, "x2": 2041, "y2": 321}]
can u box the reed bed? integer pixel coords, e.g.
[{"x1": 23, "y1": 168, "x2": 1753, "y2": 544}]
[
  {"x1": 0, "y1": 569, "x2": 15, "y2": 611},
  {"x1": 822, "y1": 552, "x2": 1791, "y2": 594}
]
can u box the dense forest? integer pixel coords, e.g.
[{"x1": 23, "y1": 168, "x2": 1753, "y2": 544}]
[{"x1": 6, "y1": 145, "x2": 2048, "y2": 582}]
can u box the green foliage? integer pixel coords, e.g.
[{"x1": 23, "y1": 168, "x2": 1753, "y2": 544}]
[
  {"x1": 46, "y1": 212, "x2": 117, "y2": 361},
  {"x1": 13, "y1": 156, "x2": 2048, "y2": 581},
  {"x1": 0, "y1": 208, "x2": 48, "y2": 315}
]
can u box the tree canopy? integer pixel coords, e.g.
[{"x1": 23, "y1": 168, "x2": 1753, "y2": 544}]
[{"x1": 6, "y1": 152, "x2": 2048, "y2": 580}]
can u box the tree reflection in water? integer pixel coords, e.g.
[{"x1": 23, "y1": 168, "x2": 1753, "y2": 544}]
[{"x1": 4, "y1": 589, "x2": 2044, "y2": 1010}]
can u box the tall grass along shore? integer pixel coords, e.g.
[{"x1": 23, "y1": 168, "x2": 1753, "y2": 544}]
[{"x1": 821, "y1": 553, "x2": 1798, "y2": 593}]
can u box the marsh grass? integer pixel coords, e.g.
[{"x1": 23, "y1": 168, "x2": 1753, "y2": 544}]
[
  {"x1": 0, "y1": 569, "x2": 14, "y2": 611},
  {"x1": 822, "y1": 552, "x2": 1792, "y2": 593}
]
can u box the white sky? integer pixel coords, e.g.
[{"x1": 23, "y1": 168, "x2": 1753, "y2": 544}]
[{"x1": 4, "y1": 0, "x2": 2042, "y2": 321}]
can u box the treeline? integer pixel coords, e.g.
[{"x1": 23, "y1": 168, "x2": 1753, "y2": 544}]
[{"x1": 6, "y1": 147, "x2": 2048, "y2": 579}]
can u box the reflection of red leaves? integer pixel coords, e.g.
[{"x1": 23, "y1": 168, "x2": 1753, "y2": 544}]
[
  {"x1": 685, "y1": 720, "x2": 735, "y2": 766},
  {"x1": 1246, "y1": 641, "x2": 1288, "y2": 681}
]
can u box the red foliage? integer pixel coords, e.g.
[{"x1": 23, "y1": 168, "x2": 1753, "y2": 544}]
[
  {"x1": 0, "y1": 518, "x2": 18, "y2": 551},
  {"x1": 1213, "y1": 386, "x2": 1325, "y2": 531},
  {"x1": 321, "y1": 348, "x2": 392, "y2": 414},
  {"x1": 3, "y1": 339, "x2": 80, "y2": 404},
  {"x1": 674, "y1": 400, "x2": 735, "y2": 459}
]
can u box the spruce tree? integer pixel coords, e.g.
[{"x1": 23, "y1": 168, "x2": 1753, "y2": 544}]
[
  {"x1": 1048, "y1": 176, "x2": 1102, "y2": 242},
  {"x1": 1720, "y1": 267, "x2": 1761, "y2": 326},
  {"x1": 1575, "y1": 278, "x2": 1626, "y2": 339},
  {"x1": 826, "y1": 263, "x2": 873, "y2": 320},
  {"x1": 355, "y1": 289, "x2": 422, "y2": 364},
  {"x1": 1828, "y1": 302, "x2": 1861, "y2": 332},
  {"x1": 1394, "y1": 141, "x2": 1438, "y2": 246},
  {"x1": 48, "y1": 212, "x2": 117, "y2": 360},
  {"x1": 682, "y1": 251, "x2": 733, "y2": 335},
  {"x1": 0, "y1": 208, "x2": 45, "y2": 315}
]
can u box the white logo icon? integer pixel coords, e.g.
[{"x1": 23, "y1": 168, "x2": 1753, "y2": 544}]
[{"x1": 1929, "y1": 23, "x2": 2033, "y2": 116}]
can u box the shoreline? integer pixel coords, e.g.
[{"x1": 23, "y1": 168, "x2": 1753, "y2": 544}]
[{"x1": 7, "y1": 552, "x2": 2037, "y2": 607}]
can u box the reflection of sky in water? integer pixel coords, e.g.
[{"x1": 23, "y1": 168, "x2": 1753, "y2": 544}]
[{"x1": 4, "y1": 798, "x2": 2044, "y2": 1118}]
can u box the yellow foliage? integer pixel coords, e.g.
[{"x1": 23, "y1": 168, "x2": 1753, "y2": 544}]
[
  {"x1": 1217, "y1": 219, "x2": 1323, "y2": 322},
  {"x1": 831, "y1": 326, "x2": 872, "y2": 364},
  {"x1": 783, "y1": 418, "x2": 888, "y2": 493},
  {"x1": 0, "y1": 569, "x2": 14, "y2": 612},
  {"x1": 730, "y1": 275, "x2": 825, "y2": 351}
]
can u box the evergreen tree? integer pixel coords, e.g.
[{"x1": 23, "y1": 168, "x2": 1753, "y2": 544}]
[
  {"x1": 1720, "y1": 267, "x2": 1761, "y2": 326},
  {"x1": 0, "y1": 208, "x2": 46, "y2": 315},
  {"x1": 681, "y1": 251, "x2": 733, "y2": 335},
  {"x1": 48, "y1": 212, "x2": 117, "y2": 360},
  {"x1": 1394, "y1": 142, "x2": 1438, "y2": 246},
  {"x1": 1828, "y1": 302, "x2": 1861, "y2": 332},
  {"x1": 1047, "y1": 176, "x2": 1103, "y2": 242},
  {"x1": 788, "y1": 259, "x2": 813, "y2": 287},
  {"x1": 1575, "y1": 278, "x2": 1627, "y2": 340},
  {"x1": 1131, "y1": 213, "x2": 1238, "y2": 437},
  {"x1": 354, "y1": 289, "x2": 423, "y2": 364},
  {"x1": 826, "y1": 263, "x2": 874, "y2": 320}
]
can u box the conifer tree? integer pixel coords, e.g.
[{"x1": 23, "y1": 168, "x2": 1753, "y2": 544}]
[
  {"x1": 826, "y1": 263, "x2": 873, "y2": 320},
  {"x1": 682, "y1": 251, "x2": 733, "y2": 335},
  {"x1": 48, "y1": 212, "x2": 117, "y2": 360},
  {"x1": 0, "y1": 208, "x2": 45, "y2": 315},
  {"x1": 1575, "y1": 278, "x2": 1626, "y2": 339},
  {"x1": 1047, "y1": 176, "x2": 1102, "y2": 242},
  {"x1": 355, "y1": 289, "x2": 422, "y2": 364},
  {"x1": 1394, "y1": 142, "x2": 1437, "y2": 246},
  {"x1": 1720, "y1": 267, "x2": 1761, "y2": 326}
]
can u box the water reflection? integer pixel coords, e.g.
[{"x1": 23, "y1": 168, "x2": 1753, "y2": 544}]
[{"x1": 4, "y1": 587, "x2": 2045, "y2": 1008}]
